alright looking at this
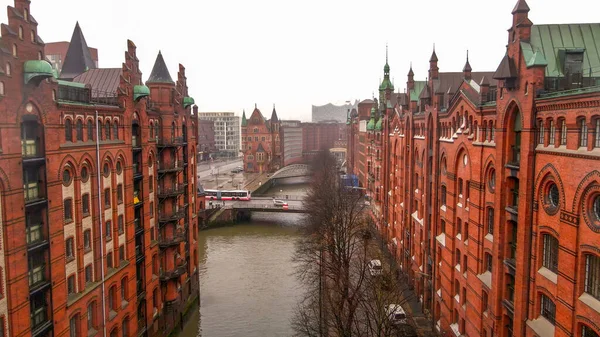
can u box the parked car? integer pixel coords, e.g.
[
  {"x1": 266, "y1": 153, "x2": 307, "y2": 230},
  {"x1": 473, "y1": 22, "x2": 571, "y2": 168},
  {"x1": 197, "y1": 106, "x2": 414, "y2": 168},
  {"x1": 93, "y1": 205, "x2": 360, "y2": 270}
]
[
  {"x1": 386, "y1": 304, "x2": 407, "y2": 325},
  {"x1": 273, "y1": 199, "x2": 288, "y2": 207},
  {"x1": 368, "y1": 259, "x2": 383, "y2": 276},
  {"x1": 231, "y1": 167, "x2": 243, "y2": 173}
]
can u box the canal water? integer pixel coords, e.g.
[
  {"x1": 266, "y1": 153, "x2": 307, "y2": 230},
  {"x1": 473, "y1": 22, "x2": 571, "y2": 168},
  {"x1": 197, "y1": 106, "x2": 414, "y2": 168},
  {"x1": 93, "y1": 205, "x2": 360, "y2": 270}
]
[{"x1": 179, "y1": 211, "x2": 306, "y2": 337}]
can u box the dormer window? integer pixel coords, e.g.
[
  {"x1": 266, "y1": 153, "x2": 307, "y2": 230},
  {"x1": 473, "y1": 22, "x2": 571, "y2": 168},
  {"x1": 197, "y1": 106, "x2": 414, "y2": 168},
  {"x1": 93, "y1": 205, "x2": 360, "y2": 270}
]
[{"x1": 564, "y1": 51, "x2": 584, "y2": 87}]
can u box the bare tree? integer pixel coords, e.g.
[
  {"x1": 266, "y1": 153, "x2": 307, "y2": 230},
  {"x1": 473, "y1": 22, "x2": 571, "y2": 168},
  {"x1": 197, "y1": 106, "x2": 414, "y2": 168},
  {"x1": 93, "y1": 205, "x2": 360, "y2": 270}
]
[{"x1": 294, "y1": 151, "x2": 370, "y2": 337}]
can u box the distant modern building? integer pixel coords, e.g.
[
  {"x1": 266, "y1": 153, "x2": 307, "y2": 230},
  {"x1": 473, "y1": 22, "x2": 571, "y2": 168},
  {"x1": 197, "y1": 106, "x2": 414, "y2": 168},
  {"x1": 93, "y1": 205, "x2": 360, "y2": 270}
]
[
  {"x1": 44, "y1": 23, "x2": 98, "y2": 76},
  {"x1": 197, "y1": 112, "x2": 240, "y2": 158},
  {"x1": 312, "y1": 100, "x2": 359, "y2": 123},
  {"x1": 195, "y1": 108, "x2": 217, "y2": 161},
  {"x1": 281, "y1": 121, "x2": 303, "y2": 166}
]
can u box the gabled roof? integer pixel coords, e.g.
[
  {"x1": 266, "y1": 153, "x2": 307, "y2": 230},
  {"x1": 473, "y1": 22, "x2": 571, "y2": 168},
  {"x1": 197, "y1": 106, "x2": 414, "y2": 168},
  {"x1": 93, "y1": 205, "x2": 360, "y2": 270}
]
[
  {"x1": 249, "y1": 107, "x2": 267, "y2": 125},
  {"x1": 512, "y1": 0, "x2": 530, "y2": 14},
  {"x1": 60, "y1": 22, "x2": 97, "y2": 80},
  {"x1": 527, "y1": 24, "x2": 600, "y2": 77},
  {"x1": 410, "y1": 81, "x2": 427, "y2": 102},
  {"x1": 256, "y1": 143, "x2": 266, "y2": 153},
  {"x1": 432, "y1": 72, "x2": 497, "y2": 95},
  {"x1": 494, "y1": 54, "x2": 518, "y2": 79},
  {"x1": 73, "y1": 68, "x2": 122, "y2": 96},
  {"x1": 147, "y1": 51, "x2": 174, "y2": 84}
]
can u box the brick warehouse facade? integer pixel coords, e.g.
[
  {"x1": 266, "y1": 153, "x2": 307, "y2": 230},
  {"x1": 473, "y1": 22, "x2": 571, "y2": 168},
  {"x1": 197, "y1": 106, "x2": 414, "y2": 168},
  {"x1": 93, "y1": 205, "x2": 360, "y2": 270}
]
[
  {"x1": 241, "y1": 105, "x2": 282, "y2": 173},
  {"x1": 0, "y1": 1, "x2": 201, "y2": 336},
  {"x1": 348, "y1": 1, "x2": 600, "y2": 337}
]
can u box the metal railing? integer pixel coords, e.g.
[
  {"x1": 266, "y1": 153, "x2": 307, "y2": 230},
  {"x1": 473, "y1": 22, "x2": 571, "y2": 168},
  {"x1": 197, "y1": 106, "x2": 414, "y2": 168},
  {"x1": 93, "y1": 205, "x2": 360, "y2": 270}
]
[
  {"x1": 158, "y1": 231, "x2": 186, "y2": 248},
  {"x1": 157, "y1": 161, "x2": 182, "y2": 172},
  {"x1": 158, "y1": 209, "x2": 186, "y2": 223},
  {"x1": 157, "y1": 185, "x2": 185, "y2": 197},
  {"x1": 157, "y1": 137, "x2": 184, "y2": 147},
  {"x1": 159, "y1": 263, "x2": 187, "y2": 281}
]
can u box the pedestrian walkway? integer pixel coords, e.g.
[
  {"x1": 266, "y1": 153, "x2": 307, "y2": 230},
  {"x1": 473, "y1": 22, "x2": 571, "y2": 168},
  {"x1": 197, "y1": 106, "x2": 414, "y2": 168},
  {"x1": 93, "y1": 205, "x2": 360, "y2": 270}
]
[{"x1": 243, "y1": 172, "x2": 269, "y2": 192}]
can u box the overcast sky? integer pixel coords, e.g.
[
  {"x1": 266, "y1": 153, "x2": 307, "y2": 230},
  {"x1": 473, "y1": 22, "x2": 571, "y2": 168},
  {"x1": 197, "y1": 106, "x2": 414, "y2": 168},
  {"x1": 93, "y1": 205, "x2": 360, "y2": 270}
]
[{"x1": 2, "y1": 0, "x2": 598, "y2": 121}]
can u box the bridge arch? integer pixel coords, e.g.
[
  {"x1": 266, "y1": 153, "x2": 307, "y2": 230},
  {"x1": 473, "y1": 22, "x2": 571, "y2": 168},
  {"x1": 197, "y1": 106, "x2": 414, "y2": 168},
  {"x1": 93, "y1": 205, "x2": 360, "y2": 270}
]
[{"x1": 270, "y1": 164, "x2": 311, "y2": 179}]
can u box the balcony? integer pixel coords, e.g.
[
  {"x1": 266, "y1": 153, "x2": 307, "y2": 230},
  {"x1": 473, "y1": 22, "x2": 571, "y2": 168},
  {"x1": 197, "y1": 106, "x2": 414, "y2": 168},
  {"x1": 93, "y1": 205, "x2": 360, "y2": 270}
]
[
  {"x1": 29, "y1": 264, "x2": 50, "y2": 295},
  {"x1": 132, "y1": 135, "x2": 142, "y2": 151},
  {"x1": 133, "y1": 192, "x2": 143, "y2": 208},
  {"x1": 507, "y1": 146, "x2": 520, "y2": 169},
  {"x1": 157, "y1": 137, "x2": 184, "y2": 148},
  {"x1": 21, "y1": 139, "x2": 45, "y2": 164},
  {"x1": 159, "y1": 262, "x2": 187, "y2": 281},
  {"x1": 502, "y1": 299, "x2": 515, "y2": 315},
  {"x1": 158, "y1": 231, "x2": 185, "y2": 248},
  {"x1": 30, "y1": 306, "x2": 52, "y2": 337},
  {"x1": 157, "y1": 185, "x2": 185, "y2": 199},
  {"x1": 159, "y1": 209, "x2": 185, "y2": 224},
  {"x1": 26, "y1": 224, "x2": 49, "y2": 252},
  {"x1": 24, "y1": 182, "x2": 46, "y2": 207},
  {"x1": 133, "y1": 163, "x2": 143, "y2": 180},
  {"x1": 135, "y1": 245, "x2": 144, "y2": 263},
  {"x1": 157, "y1": 161, "x2": 183, "y2": 173},
  {"x1": 134, "y1": 218, "x2": 143, "y2": 235}
]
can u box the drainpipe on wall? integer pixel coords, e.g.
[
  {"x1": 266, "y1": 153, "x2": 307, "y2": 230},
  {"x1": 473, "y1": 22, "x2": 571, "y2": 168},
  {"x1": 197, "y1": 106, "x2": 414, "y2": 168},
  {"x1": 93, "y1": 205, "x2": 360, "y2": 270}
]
[
  {"x1": 523, "y1": 107, "x2": 537, "y2": 337},
  {"x1": 95, "y1": 110, "x2": 108, "y2": 337}
]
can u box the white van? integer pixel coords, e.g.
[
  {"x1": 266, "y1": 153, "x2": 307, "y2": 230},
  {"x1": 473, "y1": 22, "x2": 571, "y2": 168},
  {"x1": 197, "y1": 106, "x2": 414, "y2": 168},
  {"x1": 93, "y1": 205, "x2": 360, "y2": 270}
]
[
  {"x1": 386, "y1": 304, "x2": 407, "y2": 325},
  {"x1": 368, "y1": 259, "x2": 383, "y2": 276},
  {"x1": 273, "y1": 199, "x2": 288, "y2": 207}
]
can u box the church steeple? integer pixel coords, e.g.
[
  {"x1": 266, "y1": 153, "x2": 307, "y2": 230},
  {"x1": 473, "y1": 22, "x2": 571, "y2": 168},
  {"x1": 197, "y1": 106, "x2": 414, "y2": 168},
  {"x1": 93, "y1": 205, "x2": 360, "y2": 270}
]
[
  {"x1": 60, "y1": 22, "x2": 96, "y2": 80},
  {"x1": 241, "y1": 109, "x2": 247, "y2": 126},
  {"x1": 379, "y1": 44, "x2": 394, "y2": 105}
]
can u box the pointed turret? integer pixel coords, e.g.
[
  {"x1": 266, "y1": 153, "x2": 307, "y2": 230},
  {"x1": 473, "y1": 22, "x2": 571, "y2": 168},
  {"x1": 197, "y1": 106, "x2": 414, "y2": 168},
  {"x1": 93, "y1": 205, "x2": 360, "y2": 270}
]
[
  {"x1": 463, "y1": 51, "x2": 472, "y2": 80},
  {"x1": 146, "y1": 51, "x2": 174, "y2": 84},
  {"x1": 511, "y1": 0, "x2": 530, "y2": 14},
  {"x1": 429, "y1": 45, "x2": 439, "y2": 79},
  {"x1": 270, "y1": 104, "x2": 279, "y2": 123},
  {"x1": 367, "y1": 105, "x2": 376, "y2": 131},
  {"x1": 241, "y1": 109, "x2": 247, "y2": 126},
  {"x1": 60, "y1": 22, "x2": 96, "y2": 80}
]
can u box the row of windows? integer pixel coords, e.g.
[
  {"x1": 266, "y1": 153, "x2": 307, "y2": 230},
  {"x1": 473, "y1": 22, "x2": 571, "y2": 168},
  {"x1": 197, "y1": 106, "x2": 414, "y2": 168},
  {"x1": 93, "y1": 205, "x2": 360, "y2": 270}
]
[
  {"x1": 69, "y1": 296, "x2": 130, "y2": 337},
  {"x1": 538, "y1": 117, "x2": 600, "y2": 148},
  {"x1": 65, "y1": 118, "x2": 119, "y2": 143}
]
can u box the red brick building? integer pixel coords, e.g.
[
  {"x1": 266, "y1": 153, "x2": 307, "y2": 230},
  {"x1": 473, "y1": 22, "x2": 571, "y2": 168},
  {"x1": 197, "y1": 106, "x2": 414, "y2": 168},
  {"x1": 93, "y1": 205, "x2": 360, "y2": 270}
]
[
  {"x1": 241, "y1": 105, "x2": 282, "y2": 173},
  {"x1": 0, "y1": 1, "x2": 201, "y2": 336},
  {"x1": 196, "y1": 114, "x2": 217, "y2": 162},
  {"x1": 350, "y1": 1, "x2": 600, "y2": 337}
]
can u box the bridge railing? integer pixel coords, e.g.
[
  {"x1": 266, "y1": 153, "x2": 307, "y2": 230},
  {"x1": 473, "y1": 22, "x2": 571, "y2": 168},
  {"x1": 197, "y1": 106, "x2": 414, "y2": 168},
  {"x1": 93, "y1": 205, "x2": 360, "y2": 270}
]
[{"x1": 231, "y1": 203, "x2": 306, "y2": 211}]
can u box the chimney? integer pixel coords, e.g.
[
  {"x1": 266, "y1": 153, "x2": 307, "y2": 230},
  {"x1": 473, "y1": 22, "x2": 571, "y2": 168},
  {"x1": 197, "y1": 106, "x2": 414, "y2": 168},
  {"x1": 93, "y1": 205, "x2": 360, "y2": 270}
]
[{"x1": 429, "y1": 46, "x2": 439, "y2": 80}]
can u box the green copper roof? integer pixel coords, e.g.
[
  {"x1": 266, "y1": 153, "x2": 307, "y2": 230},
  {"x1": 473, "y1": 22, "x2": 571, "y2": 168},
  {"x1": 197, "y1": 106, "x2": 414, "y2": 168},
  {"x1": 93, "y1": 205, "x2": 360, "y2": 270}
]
[
  {"x1": 133, "y1": 85, "x2": 150, "y2": 101},
  {"x1": 183, "y1": 97, "x2": 195, "y2": 108},
  {"x1": 375, "y1": 118, "x2": 382, "y2": 131},
  {"x1": 241, "y1": 110, "x2": 247, "y2": 126},
  {"x1": 23, "y1": 60, "x2": 54, "y2": 84},
  {"x1": 410, "y1": 81, "x2": 427, "y2": 102},
  {"x1": 367, "y1": 118, "x2": 375, "y2": 131},
  {"x1": 379, "y1": 77, "x2": 394, "y2": 91},
  {"x1": 521, "y1": 42, "x2": 548, "y2": 68},
  {"x1": 57, "y1": 79, "x2": 86, "y2": 89},
  {"x1": 528, "y1": 24, "x2": 600, "y2": 77}
]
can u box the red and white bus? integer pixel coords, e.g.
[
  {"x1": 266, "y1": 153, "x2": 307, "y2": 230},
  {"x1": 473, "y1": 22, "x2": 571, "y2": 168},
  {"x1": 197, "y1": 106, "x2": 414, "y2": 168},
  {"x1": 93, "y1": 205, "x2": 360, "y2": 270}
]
[{"x1": 204, "y1": 189, "x2": 252, "y2": 201}]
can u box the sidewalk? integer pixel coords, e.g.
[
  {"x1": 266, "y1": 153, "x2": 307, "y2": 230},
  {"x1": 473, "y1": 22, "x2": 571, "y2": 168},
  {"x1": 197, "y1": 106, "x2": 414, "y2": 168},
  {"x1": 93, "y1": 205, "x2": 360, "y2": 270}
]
[{"x1": 368, "y1": 225, "x2": 438, "y2": 337}]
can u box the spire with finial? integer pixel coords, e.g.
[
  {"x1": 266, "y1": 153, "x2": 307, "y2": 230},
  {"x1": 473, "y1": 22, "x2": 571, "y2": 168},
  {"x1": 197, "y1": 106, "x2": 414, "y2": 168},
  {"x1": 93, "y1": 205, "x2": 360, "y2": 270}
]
[
  {"x1": 60, "y1": 21, "x2": 97, "y2": 80},
  {"x1": 241, "y1": 109, "x2": 247, "y2": 126},
  {"x1": 463, "y1": 50, "x2": 472, "y2": 80},
  {"x1": 380, "y1": 44, "x2": 394, "y2": 92},
  {"x1": 429, "y1": 44, "x2": 439, "y2": 79},
  {"x1": 270, "y1": 104, "x2": 279, "y2": 123}
]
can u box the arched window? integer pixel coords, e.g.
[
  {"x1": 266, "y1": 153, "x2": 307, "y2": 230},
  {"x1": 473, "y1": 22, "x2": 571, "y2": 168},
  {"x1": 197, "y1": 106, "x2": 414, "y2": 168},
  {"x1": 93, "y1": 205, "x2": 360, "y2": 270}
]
[
  {"x1": 113, "y1": 121, "x2": 118, "y2": 140},
  {"x1": 581, "y1": 325, "x2": 600, "y2": 337},
  {"x1": 12, "y1": 44, "x2": 17, "y2": 57},
  {"x1": 594, "y1": 118, "x2": 600, "y2": 148},
  {"x1": 87, "y1": 120, "x2": 94, "y2": 141},
  {"x1": 76, "y1": 120, "x2": 83, "y2": 141},
  {"x1": 584, "y1": 254, "x2": 600, "y2": 300},
  {"x1": 105, "y1": 121, "x2": 111, "y2": 140},
  {"x1": 98, "y1": 120, "x2": 103, "y2": 140},
  {"x1": 541, "y1": 234, "x2": 559, "y2": 272},
  {"x1": 540, "y1": 294, "x2": 556, "y2": 324},
  {"x1": 559, "y1": 118, "x2": 567, "y2": 145},
  {"x1": 150, "y1": 122, "x2": 154, "y2": 138},
  {"x1": 579, "y1": 117, "x2": 588, "y2": 148},
  {"x1": 18, "y1": 26, "x2": 23, "y2": 39},
  {"x1": 65, "y1": 119, "x2": 73, "y2": 142},
  {"x1": 538, "y1": 120, "x2": 545, "y2": 145},
  {"x1": 23, "y1": 8, "x2": 28, "y2": 22},
  {"x1": 0, "y1": 81, "x2": 4, "y2": 96},
  {"x1": 548, "y1": 120, "x2": 555, "y2": 145},
  {"x1": 5, "y1": 63, "x2": 11, "y2": 76},
  {"x1": 512, "y1": 110, "x2": 522, "y2": 164},
  {"x1": 30, "y1": 30, "x2": 35, "y2": 42}
]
